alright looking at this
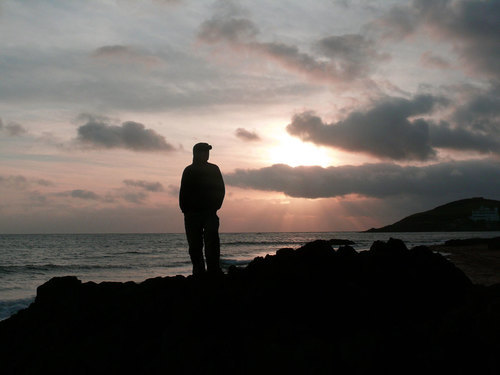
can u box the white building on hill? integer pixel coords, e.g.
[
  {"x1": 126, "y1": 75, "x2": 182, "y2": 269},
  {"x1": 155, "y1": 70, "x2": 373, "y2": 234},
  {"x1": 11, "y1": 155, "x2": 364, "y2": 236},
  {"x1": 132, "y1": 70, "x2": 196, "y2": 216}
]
[{"x1": 470, "y1": 206, "x2": 500, "y2": 222}]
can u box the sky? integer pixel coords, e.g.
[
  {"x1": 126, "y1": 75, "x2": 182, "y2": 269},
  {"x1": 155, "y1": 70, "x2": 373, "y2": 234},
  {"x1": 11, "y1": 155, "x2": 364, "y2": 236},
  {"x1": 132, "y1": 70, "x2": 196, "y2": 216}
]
[{"x1": 0, "y1": 0, "x2": 499, "y2": 233}]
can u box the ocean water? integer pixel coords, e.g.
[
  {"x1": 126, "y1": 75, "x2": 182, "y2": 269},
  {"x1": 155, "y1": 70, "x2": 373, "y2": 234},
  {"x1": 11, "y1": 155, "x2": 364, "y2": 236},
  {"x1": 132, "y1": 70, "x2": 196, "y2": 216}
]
[{"x1": 1, "y1": 231, "x2": 499, "y2": 321}]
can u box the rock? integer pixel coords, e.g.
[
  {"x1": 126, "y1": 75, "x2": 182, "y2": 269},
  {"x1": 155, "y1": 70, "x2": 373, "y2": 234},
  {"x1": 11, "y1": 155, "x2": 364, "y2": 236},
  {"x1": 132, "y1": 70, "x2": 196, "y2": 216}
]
[
  {"x1": 370, "y1": 237, "x2": 408, "y2": 255},
  {"x1": 337, "y1": 245, "x2": 357, "y2": 257},
  {"x1": 35, "y1": 275, "x2": 81, "y2": 305},
  {"x1": 489, "y1": 237, "x2": 500, "y2": 250}
]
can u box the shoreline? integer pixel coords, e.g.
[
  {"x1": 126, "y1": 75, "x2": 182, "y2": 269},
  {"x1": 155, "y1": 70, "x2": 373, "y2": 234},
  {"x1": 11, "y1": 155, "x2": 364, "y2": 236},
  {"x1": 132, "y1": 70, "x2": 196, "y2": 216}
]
[{"x1": 431, "y1": 242, "x2": 500, "y2": 286}]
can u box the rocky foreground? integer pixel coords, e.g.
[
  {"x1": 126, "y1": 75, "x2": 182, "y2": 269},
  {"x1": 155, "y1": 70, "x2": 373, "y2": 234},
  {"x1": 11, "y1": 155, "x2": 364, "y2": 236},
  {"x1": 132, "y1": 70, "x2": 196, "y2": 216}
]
[{"x1": 1, "y1": 239, "x2": 499, "y2": 374}]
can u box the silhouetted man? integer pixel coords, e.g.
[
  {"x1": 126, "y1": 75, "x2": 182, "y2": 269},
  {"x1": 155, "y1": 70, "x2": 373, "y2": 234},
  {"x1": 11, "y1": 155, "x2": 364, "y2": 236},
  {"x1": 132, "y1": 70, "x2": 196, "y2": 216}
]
[{"x1": 180, "y1": 143, "x2": 225, "y2": 275}]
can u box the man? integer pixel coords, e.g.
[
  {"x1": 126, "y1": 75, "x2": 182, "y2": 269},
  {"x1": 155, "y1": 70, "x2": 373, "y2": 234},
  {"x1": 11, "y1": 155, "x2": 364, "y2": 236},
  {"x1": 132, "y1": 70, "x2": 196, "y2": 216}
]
[{"x1": 179, "y1": 143, "x2": 225, "y2": 275}]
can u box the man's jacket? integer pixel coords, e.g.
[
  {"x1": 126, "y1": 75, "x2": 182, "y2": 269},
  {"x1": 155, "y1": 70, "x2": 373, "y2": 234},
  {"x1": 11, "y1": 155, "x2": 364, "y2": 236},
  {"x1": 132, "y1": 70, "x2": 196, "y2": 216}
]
[{"x1": 179, "y1": 161, "x2": 225, "y2": 214}]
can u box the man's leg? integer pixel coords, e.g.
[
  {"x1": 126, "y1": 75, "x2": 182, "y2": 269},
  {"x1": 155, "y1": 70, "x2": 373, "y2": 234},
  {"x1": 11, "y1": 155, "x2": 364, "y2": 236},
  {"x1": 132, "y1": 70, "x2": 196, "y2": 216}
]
[
  {"x1": 184, "y1": 213, "x2": 206, "y2": 275},
  {"x1": 203, "y1": 212, "x2": 221, "y2": 274}
]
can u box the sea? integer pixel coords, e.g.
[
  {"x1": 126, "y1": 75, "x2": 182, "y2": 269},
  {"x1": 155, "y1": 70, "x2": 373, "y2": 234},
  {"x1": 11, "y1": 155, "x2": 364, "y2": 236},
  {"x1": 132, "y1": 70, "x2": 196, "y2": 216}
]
[{"x1": 2, "y1": 231, "x2": 500, "y2": 321}]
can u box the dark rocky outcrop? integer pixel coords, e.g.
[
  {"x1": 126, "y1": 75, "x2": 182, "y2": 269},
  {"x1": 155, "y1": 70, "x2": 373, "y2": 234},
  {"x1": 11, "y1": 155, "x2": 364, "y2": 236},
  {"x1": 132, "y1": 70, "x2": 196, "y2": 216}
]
[{"x1": 1, "y1": 239, "x2": 499, "y2": 374}]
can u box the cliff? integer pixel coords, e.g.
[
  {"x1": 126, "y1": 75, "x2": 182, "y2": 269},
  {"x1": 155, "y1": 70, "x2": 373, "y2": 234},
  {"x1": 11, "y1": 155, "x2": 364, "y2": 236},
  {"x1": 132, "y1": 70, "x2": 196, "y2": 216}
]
[
  {"x1": 367, "y1": 197, "x2": 500, "y2": 232},
  {"x1": 1, "y1": 239, "x2": 499, "y2": 374}
]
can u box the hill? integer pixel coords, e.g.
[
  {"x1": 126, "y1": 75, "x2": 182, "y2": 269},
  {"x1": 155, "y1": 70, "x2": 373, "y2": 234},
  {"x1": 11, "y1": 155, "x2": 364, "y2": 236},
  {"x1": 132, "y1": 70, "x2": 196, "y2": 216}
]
[{"x1": 366, "y1": 197, "x2": 500, "y2": 232}]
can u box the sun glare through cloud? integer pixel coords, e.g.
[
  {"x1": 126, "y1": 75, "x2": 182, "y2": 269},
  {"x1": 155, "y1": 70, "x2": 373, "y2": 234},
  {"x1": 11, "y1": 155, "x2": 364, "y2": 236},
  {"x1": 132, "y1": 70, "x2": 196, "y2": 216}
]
[{"x1": 267, "y1": 135, "x2": 332, "y2": 167}]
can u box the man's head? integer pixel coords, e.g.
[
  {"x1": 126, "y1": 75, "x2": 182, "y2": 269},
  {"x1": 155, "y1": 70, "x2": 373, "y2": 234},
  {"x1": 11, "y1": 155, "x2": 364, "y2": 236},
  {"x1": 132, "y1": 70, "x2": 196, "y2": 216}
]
[{"x1": 193, "y1": 142, "x2": 212, "y2": 163}]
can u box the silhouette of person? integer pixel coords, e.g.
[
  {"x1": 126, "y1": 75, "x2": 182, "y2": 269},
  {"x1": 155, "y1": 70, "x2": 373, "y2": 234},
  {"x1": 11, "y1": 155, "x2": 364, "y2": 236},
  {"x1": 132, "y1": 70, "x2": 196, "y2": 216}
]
[{"x1": 180, "y1": 143, "x2": 225, "y2": 275}]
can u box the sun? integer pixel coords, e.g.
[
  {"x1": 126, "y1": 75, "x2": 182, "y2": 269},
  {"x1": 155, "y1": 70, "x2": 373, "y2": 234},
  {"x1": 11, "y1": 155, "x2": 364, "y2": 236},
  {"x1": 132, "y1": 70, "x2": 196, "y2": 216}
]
[{"x1": 267, "y1": 135, "x2": 332, "y2": 167}]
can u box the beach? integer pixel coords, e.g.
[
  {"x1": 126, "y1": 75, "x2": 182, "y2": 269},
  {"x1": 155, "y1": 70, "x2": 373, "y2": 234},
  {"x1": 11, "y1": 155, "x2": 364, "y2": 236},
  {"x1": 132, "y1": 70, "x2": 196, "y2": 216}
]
[{"x1": 432, "y1": 242, "x2": 500, "y2": 286}]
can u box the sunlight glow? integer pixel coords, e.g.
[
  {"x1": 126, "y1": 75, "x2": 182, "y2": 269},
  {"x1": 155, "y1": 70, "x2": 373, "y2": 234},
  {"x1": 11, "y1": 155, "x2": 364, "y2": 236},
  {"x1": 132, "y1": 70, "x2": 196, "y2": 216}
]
[{"x1": 267, "y1": 136, "x2": 332, "y2": 167}]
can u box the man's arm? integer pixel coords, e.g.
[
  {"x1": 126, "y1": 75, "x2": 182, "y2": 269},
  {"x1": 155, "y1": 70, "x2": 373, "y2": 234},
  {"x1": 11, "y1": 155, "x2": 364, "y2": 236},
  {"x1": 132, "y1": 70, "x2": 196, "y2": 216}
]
[
  {"x1": 179, "y1": 168, "x2": 189, "y2": 213},
  {"x1": 214, "y1": 165, "x2": 225, "y2": 210}
]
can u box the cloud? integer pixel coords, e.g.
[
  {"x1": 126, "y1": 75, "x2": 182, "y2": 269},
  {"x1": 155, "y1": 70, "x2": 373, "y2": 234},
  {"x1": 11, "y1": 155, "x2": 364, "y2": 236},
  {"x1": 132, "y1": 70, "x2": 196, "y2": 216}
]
[
  {"x1": 0, "y1": 175, "x2": 29, "y2": 190},
  {"x1": 167, "y1": 184, "x2": 179, "y2": 196},
  {"x1": 420, "y1": 51, "x2": 451, "y2": 70},
  {"x1": 235, "y1": 128, "x2": 260, "y2": 142},
  {"x1": 0, "y1": 118, "x2": 27, "y2": 136},
  {"x1": 198, "y1": 14, "x2": 386, "y2": 85},
  {"x1": 152, "y1": 0, "x2": 183, "y2": 5},
  {"x1": 123, "y1": 179, "x2": 165, "y2": 192},
  {"x1": 53, "y1": 189, "x2": 101, "y2": 201},
  {"x1": 373, "y1": 4, "x2": 420, "y2": 39},
  {"x1": 287, "y1": 92, "x2": 500, "y2": 160},
  {"x1": 430, "y1": 121, "x2": 500, "y2": 154},
  {"x1": 52, "y1": 184, "x2": 158, "y2": 205},
  {"x1": 69, "y1": 189, "x2": 101, "y2": 200},
  {"x1": 199, "y1": 17, "x2": 259, "y2": 44},
  {"x1": 225, "y1": 159, "x2": 500, "y2": 199},
  {"x1": 450, "y1": 84, "x2": 500, "y2": 135},
  {"x1": 316, "y1": 34, "x2": 390, "y2": 81},
  {"x1": 287, "y1": 94, "x2": 446, "y2": 161},
  {"x1": 121, "y1": 191, "x2": 148, "y2": 204},
  {"x1": 76, "y1": 115, "x2": 175, "y2": 152},
  {"x1": 91, "y1": 45, "x2": 164, "y2": 67},
  {"x1": 375, "y1": 0, "x2": 500, "y2": 79},
  {"x1": 0, "y1": 175, "x2": 53, "y2": 190}
]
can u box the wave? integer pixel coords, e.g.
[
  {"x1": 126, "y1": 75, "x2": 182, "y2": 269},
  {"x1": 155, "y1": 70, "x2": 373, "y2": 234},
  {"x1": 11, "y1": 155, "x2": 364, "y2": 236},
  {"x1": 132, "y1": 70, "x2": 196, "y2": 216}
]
[
  {"x1": 221, "y1": 240, "x2": 304, "y2": 246},
  {"x1": 0, "y1": 263, "x2": 136, "y2": 275},
  {"x1": 0, "y1": 260, "x2": 195, "y2": 276},
  {"x1": 220, "y1": 258, "x2": 252, "y2": 267},
  {"x1": 0, "y1": 297, "x2": 35, "y2": 321}
]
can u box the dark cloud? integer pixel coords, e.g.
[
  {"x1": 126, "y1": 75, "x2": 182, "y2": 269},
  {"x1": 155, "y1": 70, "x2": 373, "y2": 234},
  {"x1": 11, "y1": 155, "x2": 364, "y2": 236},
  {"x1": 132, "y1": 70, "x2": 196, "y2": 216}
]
[
  {"x1": 451, "y1": 84, "x2": 500, "y2": 135},
  {"x1": 91, "y1": 45, "x2": 163, "y2": 67},
  {"x1": 316, "y1": 34, "x2": 389, "y2": 81},
  {"x1": 430, "y1": 121, "x2": 500, "y2": 154},
  {"x1": 423, "y1": 0, "x2": 500, "y2": 79},
  {"x1": 35, "y1": 179, "x2": 53, "y2": 187},
  {"x1": 53, "y1": 184, "x2": 156, "y2": 205},
  {"x1": 226, "y1": 159, "x2": 500, "y2": 199},
  {"x1": 76, "y1": 115, "x2": 174, "y2": 152},
  {"x1": 53, "y1": 189, "x2": 101, "y2": 201},
  {"x1": 287, "y1": 92, "x2": 500, "y2": 159},
  {"x1": 0, "y1": 118, "x2": 27, "y2": 136},
  {"x1": 0, "y1": 175, "x2": 29, "y2": 190},
  {"x1": 374, "y1": 4, "x2": 420, "y2": 38},
  {"x1": 0, "y1": 175, "x2": 53, "y2": 189},
  {"x1": 69, "y1": 189, "x2": 101, "y2": 200},
  {"x1": 199, "y1": 15, "x2": 385, "y2": 84},
  {"x1": 123, "y1": 179, "x2": 165, "y2": 192},
  {"x1": 287, "y1": 94, "x2": 445, "y2": 161},
  {"x1": 235, "y1": 128, "x2": 260, "y2": 142},
  {"x1": 199, "y1": 17, "x2": 259, "y2": 44},
  {"x1": 376, "y1": 0, "x2": 500, "y2": 79}
]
